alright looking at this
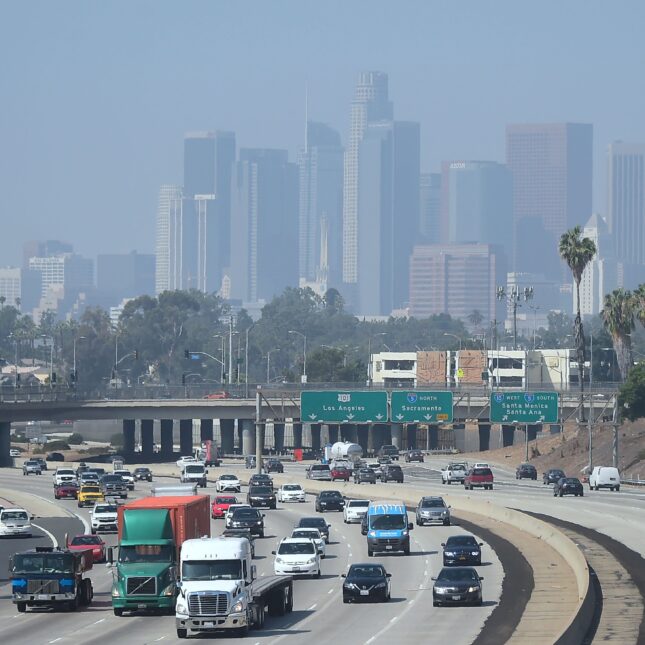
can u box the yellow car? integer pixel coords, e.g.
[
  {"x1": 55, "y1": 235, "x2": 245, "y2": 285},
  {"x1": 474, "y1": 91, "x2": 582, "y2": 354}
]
[{"x1": 78, "y1": 484, "x2": 105, "y2": 508}]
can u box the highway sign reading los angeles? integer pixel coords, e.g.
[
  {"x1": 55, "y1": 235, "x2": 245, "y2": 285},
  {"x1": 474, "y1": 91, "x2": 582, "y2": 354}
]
[
  {"x1": 300, "y1": 391, "x2": 388, "y2": 423},
  {"x1": 390, "y1": 391, "x2": 453, "y2": 423},
  {"x1": 490, "y1": 392, "x2": 559, "y2": 424}
]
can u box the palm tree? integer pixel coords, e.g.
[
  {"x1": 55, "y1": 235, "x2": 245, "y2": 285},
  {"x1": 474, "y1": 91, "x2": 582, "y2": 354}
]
[
  {"x1": 634, "y1": 283, "x2": 645, "y2": 328},
  {"x1": 601, "y1": 289, "x2": 636, "y2": 380},
  {"x1": 0, "y1": 295, "x2": 5, "y2": 310},
  {"x1": 559, "y1": 226, "x2": 596, "y2": 420},
  {"x1": 467, "y1": 309, "x2": 484, "y2": 328}
]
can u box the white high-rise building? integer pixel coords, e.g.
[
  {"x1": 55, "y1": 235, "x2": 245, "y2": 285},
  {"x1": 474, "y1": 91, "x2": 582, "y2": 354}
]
[
  {"x1": 0, "y1": 267, "x2": 21, "y2": 307},
  {"x1": 155, "y1": 184, "x2": 183, "y2": 294}
]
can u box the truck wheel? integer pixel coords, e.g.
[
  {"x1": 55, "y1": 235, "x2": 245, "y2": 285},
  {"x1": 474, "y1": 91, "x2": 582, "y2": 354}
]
[
  {"x1": 113, "y1": 608, "x2": 124, "y2": 617},
  {"x1": 176, "y1": 628, "x2": 187, "y2": 639},
  {"x1": 16, "y1": 602, "x2": 26, "y2": 613},
  {"x1": 367, "y1": 548, "x2": 374, "y2": 557},
  {"x1": 446, "y1": 480, "x2": 451, "y2": 485},
  {"x1": 255, "y1": 605, "x2": 265, "y2": 629},
  {"x1": 404, "y1": 544, "x2": 410, "y2": 555},
  {"x1": 237, "y1": 625, "x2": 249, "y2": 637}
]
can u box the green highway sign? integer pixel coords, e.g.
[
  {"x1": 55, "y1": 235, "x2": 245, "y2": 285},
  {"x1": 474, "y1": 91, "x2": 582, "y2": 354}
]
[
  {"x1": 300, "y1": 391, "x2": 388, "y2": 423},
  {"x1": 490, "y1": 392, "x2": 559, "y2": 424},
  {"x1": 390, "y1": 391, "x2": 453, "y2": 423}
]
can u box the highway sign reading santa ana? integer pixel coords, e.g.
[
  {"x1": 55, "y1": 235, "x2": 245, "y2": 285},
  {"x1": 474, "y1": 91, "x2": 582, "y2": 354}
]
[
  {"x1": 390, "y1": 391, "x2": 453, "y2": 423},
  {"x1": 300, "y1": 391, "x2": 388, "y2": 423},
  {"x1": 490, "y1": 391, "x2": 559, "y2": 424}
]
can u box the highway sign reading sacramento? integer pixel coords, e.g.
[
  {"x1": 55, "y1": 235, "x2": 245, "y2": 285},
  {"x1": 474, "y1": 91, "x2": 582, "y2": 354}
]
[
  {"x1": 390, "y1": 391, "x2": 453, "y2": 423},
  {"x1": 490, "y1": 392, "x2": 559, "y2": 424},
  {"x1": 300, "y1": 391, "x2": 388, "y2": 423}
]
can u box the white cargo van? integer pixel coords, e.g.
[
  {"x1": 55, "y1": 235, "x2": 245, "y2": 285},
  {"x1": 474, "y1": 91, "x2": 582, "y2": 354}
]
[{"x1": 589, "y1": 466, "x2": 620, "y2": 491}]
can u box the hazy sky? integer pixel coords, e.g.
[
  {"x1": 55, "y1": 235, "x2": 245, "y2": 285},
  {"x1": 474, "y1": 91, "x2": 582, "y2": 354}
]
[{"x1": 1, "y1": 1, "x2": 644, "y2": 266}]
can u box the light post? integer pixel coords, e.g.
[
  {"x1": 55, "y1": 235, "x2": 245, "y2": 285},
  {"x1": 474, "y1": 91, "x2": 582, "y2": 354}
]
[
  {"x1": 529, "y1": 305, "x2": 540, "y2": 350},
  {"x1": 288, "y1": 330, "x2": 307, "y2": 384},
  {"x1": 8, "y1": 333, "x2": 19, "y2": 389},
  {"x1": 72, "y1": 335, "x2": 86, "y2": 387},
  {"x1": 497, "y1": 285, "x2": 534, "y2": 350},
  {"x1": 41, "y1": 335, "x2": 54, "y2": 387},
  {"x1": 443, "y1": 332, "x2": 462, "y2": 352},
  {"x1": 244, "y1": 324, "x2": 255, "y2": 397},
  {"x1": 367, "y1": 333, "x2": 387, "y2": 386},
  {"x1": 213, "y1": 335, "x2": 225, "y2": 383},
  {"x1": 266, "y1": 348, "x2": 280, "y2": 383}
]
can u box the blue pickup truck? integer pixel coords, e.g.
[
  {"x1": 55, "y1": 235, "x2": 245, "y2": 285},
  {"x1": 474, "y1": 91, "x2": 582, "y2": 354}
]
[{"x1": 365, "y1": 501, "x2": 413, "y2": 556}]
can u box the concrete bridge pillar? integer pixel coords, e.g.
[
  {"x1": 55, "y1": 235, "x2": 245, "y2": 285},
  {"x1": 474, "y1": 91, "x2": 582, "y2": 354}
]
[
  {"x1": 405, "y1": 424, "x2": 417, "y2": 449},
  {"x1": 356, "y1": 426, "x2": 368, "y2": 454},
  {"x1": 179, "y1": 419, "x2": 193, "y2": 456},
  {"x1": 320, "y1": 424, "x2": 330, "y2": 448},
  {"x1": 200, "y1": 419, "x2": 213, "y2": 442},
  {"x1": 310, "y1": 424, "x2": 321, "y2": 453},
  {"x1": 292, "y1": 423, "x2": 303, "y2": 449},
  {"x1": 273, "y1": 423, "x2": 285, "y2": 454},
  {"x1": 501, "y1": 425, "x2": 515, "y2": 447},
  {"x1": 220, "y1": 419, "x2": 235, "y2": 455},
  {"x1": 328, "y1": 424, "x2": 339, "y2": 444},
  {"x1": 241, "y1": 420, "x2": 256, "y2": 455},
  {"x1": 427, "y1": 425, "x2": 438, "y2": 450},
  {"x1": 0, "y1": 421, "x2": 11, "y2": 467},
  {"x1": 257, "y1": 423, "x2": 266, "y2": 455},
  {"x1": 391, "y1": 424, "x2": 402, "y2": 450},
  {"x1": 340, "y1": 424, "x2": 357, "y2": 443},
  {"x1": 236, "y1": 420, "x2": 244, "y2": 453},
  {"x1": 160, "y1": 419, "x2": 174, "y2": 459},
  {"x1": 141, "y1": 419, "x2": 154, "y2": 459},
  {"x1": 123, "y1": 419, "x2": 136, "y2": 457},
  {"x1": 478, "y1": 423, "x2": 491, "y2": 452}
]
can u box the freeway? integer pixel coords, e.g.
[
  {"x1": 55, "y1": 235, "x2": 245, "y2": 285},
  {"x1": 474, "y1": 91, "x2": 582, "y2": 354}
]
[{"x1": 0, "y1": 466, "x2": 506, "y2": 645}]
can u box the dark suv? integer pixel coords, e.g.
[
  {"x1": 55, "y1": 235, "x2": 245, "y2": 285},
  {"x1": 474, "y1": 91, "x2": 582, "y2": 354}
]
[
  {"x1": 553, "y1": 477, "x2": 583, "y2": 497},
  {"x1": 378, "y1": 445, "x2": 400, "y2": 461},
  {"x1": 133, "y1": 467, "x2": 152, "y2": 481},
  {"x1": 229, "y1": 507, "x2": 265, "y2": 537},
  {"x1": 249, "y1": 473, "x2": 273, "y2": 488},
  {"x1": 265, "y1": 459, "x2": 284, "y2": 474},
  {"x1": 381, "y1": 464, "x2": 404, "y2": 483},
  {"x1": 247, "y1": 485, "x2": 277, "y2": 509},
  {"x1": 315, "y1": 490, "x2": 345, "y2": 512},
  {"x1": 515, "y1": 463, "x2": 537, "y2": 480},
  {"x1": 405, "y1": 450, "x2": 424, "y2": 463},
  {"x1": 442, "y1": 534, "x2": 483, "y2": 566},
  {"x1": 353, "y1": 467, "x2": 377, "y2": 484},
  {"x1": 543, "y1": 469, "x2": 565, "y2": 485},
  {"x1": 100, "y1": 474, "x2": 128, "y2": 499}
]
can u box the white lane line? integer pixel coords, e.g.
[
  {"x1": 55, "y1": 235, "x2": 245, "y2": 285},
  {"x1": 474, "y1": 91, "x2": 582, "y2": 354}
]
[
  {"x1": 72, "y1": 510, "x2": 91, "y2": 534},
  {"x1": 154, "y1": 637, "x2": 166, "y2": 642},
  {"x1": 93, "y1": 618, "x2": 105, "y2": 625},
  {"x1": 307, "y1": 603, "x2": 317, "y2": 610},
  {"x1": 327, "y1": 588, "x2": 334, "y2": 594},
  {"x1": 366, "y1": 638, "x2": 376, "y2": 644},
  {"x1": 390, "y1": 617, "x2": 397, "y2": 623},
  {"x1": 33, "y1": 522, "x2": 58, "y2": 548},
  {"x1": 49, "y1": 639, "x2": 62, "y2": 644}
]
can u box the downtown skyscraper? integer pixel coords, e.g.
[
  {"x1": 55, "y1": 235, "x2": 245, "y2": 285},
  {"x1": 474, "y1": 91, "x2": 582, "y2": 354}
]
[{"x1": 155, "y1": 184, "x2": 183, "y2": 294}]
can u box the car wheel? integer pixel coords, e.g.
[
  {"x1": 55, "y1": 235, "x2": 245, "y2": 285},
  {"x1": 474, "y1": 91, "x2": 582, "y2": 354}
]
[
  {"x1": 316, "y1": 568, "x2": 321, "y2": 578},
  {"x1": 367, "y1": 548, "x2": 374, "y2": 557},
  {"x1": 433, "y1": 601, "x2": 440, "y2": 607},
  {"x1": 615, "y1": 486, "x2": 620, "y2": 492},
  {"x1": 580, "y1": 492, "x2": 584, "y2": 497},
  {"x1": 176, "y1": 628, "x2": 187, "y2": 639},
  {"x1": 443, "y1": 520, "x2": 450, "y2": 526},
  {"x1": 559, "y1": 491, "x2": 563, "y2": 497},
  {"x1": 343, "y1": 597, "x2": 350, "y2": 604}
]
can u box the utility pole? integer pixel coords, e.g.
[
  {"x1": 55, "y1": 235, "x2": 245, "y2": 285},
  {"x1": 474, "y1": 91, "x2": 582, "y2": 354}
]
[
  {"x1": 255, "y1": 386, "x2": 263, "y2": 475},
  {"x1": 496, "y1": 285, "x2": 534, "y2": 350},
  {"x1": 228, "y1": 317, "x2": 233, "y2": 385}
]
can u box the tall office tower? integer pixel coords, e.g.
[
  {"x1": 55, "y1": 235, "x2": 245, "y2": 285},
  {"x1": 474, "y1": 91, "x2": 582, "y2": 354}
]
[
  {"x1": 607, "y1": 142, "x2": 645, "y2": 287},
  {"x1": 342, "y1": 72, "x2": 393, "y2": 298},
  {"x1": 506, "y1": 123, "x2": 593, "y2": 279},
  {"x1": 154, "y1": 184, "x2": 183, "y2": 294},
  {"x1": 28, "y1": 254, "x2": 93, "y2": 298},
  {"x1": 230, "y1": 149, "x2": 299, "y2": 302},
  {"x1": 419, "y1": 173, "x2": 442, "y2": 242},
  {"x1": 356, "y1": 121, "x2": 420, "y2": 315},
  {"x1": 22, "y1": 240, "x2": 73, "y2": 269},
  {"x1": 408, "y1": 243, "x2": 506, "y2": 322},
  {"x1": 0, "y1": 267, "x2": 21, "y2": 306},
  {"x1": 441, "y1": 161, "x2": 513, "y2": 261},
  {"x1": 298, "y1": 121, "x2": 344, "y2": 293},
  {"x1": 97, "y1": 251, "x2": 155, "y2": 306}
]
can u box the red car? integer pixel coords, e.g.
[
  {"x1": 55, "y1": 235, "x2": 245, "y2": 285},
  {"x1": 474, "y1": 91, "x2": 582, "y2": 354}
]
[
  {"x1": 211, "y1": 495, "x2": 238, "y2": 519},
  {"x1": 464, "y1": 467, "x2": 494, "y2": 491},
  {"x1": 54, "y1": 482, "x2": 79, "y2": 500},
  {"x1": 331, "y1": 466, "x2": 351, "y2": 482},
  {"x1": 67, "y1": 534, "x2": 106, "y2": 562}
]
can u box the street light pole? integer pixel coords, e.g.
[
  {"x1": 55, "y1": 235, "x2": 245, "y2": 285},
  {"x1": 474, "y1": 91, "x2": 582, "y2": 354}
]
[
  {"x1": 73, "y1": 335, "x2": 86, "y2": 387},
  {"x1": 266, "y1": 348, "x2": 279, "y2": 383},
  {"x1": 288, "y1": 330, "x2": 307, "y2": 384},
  {"x1": 244, "y1": 325, "x2": 254, "y2": 397},
  {"x1": 443, "y1": 332, "x2": 462, "y2": 352},
  {"x1": 228, "y1": 317, "x2": 233, "y2": 385}
]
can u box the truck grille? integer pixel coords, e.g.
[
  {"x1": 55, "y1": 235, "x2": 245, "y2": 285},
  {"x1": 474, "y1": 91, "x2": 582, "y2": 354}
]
[
  {"x1": 126, "y1": 576, "x2": 157, "y2": 595},
  {"x1": 27, "y1": 579, "x2": 59, "y2": 594},
  {"x1": 376, "y1": 538, "x2": 401, "y2": 546},
  {"x1": 188, "y1": 592, "x2": 229, "y2": 615}
]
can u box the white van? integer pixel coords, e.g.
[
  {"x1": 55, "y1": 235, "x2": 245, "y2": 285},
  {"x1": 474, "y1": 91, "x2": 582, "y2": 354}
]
[
  {"x1": 589, "y1": 466, "x2": 620, "y2": 492},
  {"x1": 0, "y1": 508, "x2": 33, "y2": 537}
]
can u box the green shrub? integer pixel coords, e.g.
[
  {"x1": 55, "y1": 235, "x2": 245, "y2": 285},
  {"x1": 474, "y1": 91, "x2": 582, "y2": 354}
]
[
  {"x1": 43, "y1": 440, "x2": 71, "y2": 451},
  {"x1": 12, "y1": 434, "x2": 28, "y2": 443},
  {"x1": 67, "y1": 432, "x2": 84, "y2": 445},
  {"x1": 110, "y1": 432, "x2": 124, "y2": 447}
]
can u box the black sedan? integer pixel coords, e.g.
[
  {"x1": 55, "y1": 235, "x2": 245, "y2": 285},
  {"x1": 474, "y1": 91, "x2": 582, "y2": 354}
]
[
  {"x1": 433, "y1": 567, "x2": 483, "y2": 606},
  {"x1": 553, "y1": 477, "x2": 584, "y2": 497},
  {"x1": 315, "y1": 490, "x2": 345, "y2": 512},
  {"x1": 133, "y1": 467, "x2": 152, "y2": 481},
  {"x1": 296, "y1": 517, "x2": 331, "y2": 543},
  {"x1": 247, "y1": 485, "x2": 277, "y2": 509},
  {"x1": 516, "y1": 463, "x2": 537, "y2": 480},
  {"x1": 249, "y1": 473, "x2": 273, "y2": 488},
  {"x1": 381, "y1": 464, "x2": 404, "y2": 483},
  {"x1": 265, "y1": 459, "x2": 284, "y2": 474},
  {"x1": 543, "y1": 469, "x2": 565, "y2": 485},
  {"x1": 441, "y1": 535, "x2": 483, "y2": 566},
  {"x1": 354, "y1": 468, "x2": 377, "y2": 484},
  {"x1": 342, "y1": 563, "x2": 391, "y2": 603},
  {"x1": 405, "y1": 450, "x2": 424, "y2": 463},
  {"x1": 229, "y1": 508, "x2": 265, "y2": 537}
]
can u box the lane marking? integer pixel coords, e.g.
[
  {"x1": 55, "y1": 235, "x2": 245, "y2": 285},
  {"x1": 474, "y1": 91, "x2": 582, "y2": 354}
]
[
  {"x1": 307, "y1": 603, "x2": 317, "y2": 610},
  {"x1": 366, "y1": 638, "x2": 376, "y2": 644},
  {"x1": 390, "y1": 617, "x2": 397, "y2": 623},
  {"x1": 327, "y1": 588, "x2": 334, "y2": 594},
  {"x1": 49, "y1": 639, "x2": 62, "y2": 644},
  {"x1": 72, "y1": 510, "x2": 91, "y2": 534},
  {"x1": 154, "y1": 637, "x2": 166, "y2": 642},
  {"x1": 33, "y1": 522, "x2": 58, "y2": 548},
  {"x1": 93, "y1": 618, "x2": 105, "y2": 625}
]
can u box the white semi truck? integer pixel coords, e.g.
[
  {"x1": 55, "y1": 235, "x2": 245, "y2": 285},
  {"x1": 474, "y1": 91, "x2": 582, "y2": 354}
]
[{"x1": 175, "y1": 537, "x2": 293, "y2": 638}]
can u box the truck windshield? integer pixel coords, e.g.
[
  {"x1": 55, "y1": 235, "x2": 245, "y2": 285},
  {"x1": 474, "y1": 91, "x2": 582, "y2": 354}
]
[
  {"x1": 119, "y1": 545, "x2": 174, "y2": 563},
  {"x1": 185, "y1": 465, "x2": 204, "y2": 473},
  {"x1": 182, "y1": 559, "x2": 242, "y2": 580},
  {"x1": 370, "y1": 514, "x2": 406, "y2": 530},
  {"x1": 12, "y1": 554, "x2": 73, "y2": 574}
]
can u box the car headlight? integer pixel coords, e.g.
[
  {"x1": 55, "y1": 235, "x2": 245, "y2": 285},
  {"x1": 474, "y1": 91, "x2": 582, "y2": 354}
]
[
  {"x1": 402, "y1": 530, "x2": 408, "y2": 536},
  {"x1": 256, "y1": 521, "x2": 262, "y2": 525},
  {"x1": 306, "y1": 558, "x2": 316, "y2": 564},
  {"x1": 471, "y1": 551, "x2": 479, "y2": 556},
  {"x1": 435, "y1": 587, "x2": 447, "y2": 594},
  {"x1": 375, "y1": 582, "x2": 387, "y2": 589},
  {"x1": 275, "y1": 557, "x2": 283, "y2": 564},
  {"x1": 176, "y1": 597, "x2": 187, "y2": 613},
  {"x1": 445, "y1": 551, "x2": 455, "y2": 557},
  {"x1": 162, "y1": 583, "x2": 176, "y2": 597},
  {"x1": 112, "y1": 586, "x2": 121, "y2": 597},
  {"x1": 368, "y1": 531, "x2": 376, "y2": 537},
  {"x1": 467, "y1": 586, "x2": 480, "y2": 593},
  {"x1": 231, "y1": 600, "x2": 245, "y2": 613}
]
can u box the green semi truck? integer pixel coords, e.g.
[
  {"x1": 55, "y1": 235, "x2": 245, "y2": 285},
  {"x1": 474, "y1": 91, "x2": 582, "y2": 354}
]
[{"x1": 109, "y1": 495, "x2": 210, "y2": 616}]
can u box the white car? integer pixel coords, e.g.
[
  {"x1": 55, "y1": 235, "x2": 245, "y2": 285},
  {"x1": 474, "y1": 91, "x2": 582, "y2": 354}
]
[
  {"x1": 343, "y1": 499, "x2": 370, "y2": 524},
  {"x1": 53, "y1": 468, "x2": 77, "y2": 486},
  {"x1": 176, "y1": 456, "x2": 197, "y2": 468},
  {"x1": 273, "y1": 538, "x2": 321, "y2": 577},
  {"x1": 90, "y1": 502, "x2": 118, "y2": 534},
  {"x1": 0, "y1": 508, "x2": 33, "y2": 537},
  {"x1": 277, "y1": 484, "x2": 306, "y2": 503},
  {"x1": 215, "y1": 474, "x2": 241, "y2": 493},
  {"x1": 472, "y1": 462, "x2": 490, "y2": 469},
  {"x1": 9, "y1": 449, "x2": 21, "y2": 458},
  {"x1": 291, "y1": 528, "x2": 326, "y2": 558},
  {"x1": 114, "y1": 469, "x2": 135, "y2": 490},
  {"x1": 225, "y1": 504, "x2": 251, "y2": 528},
  {"x1": 79, "y1": 471, "x2": 99, "y2": 485}
]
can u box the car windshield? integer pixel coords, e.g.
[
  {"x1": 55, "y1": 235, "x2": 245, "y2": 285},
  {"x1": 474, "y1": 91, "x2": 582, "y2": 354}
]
[
  {"x1": 446, "y1": 536, "x2": 477, "y2": 547},
  {"x1": 349, "y1": 565, "x2": 385, "y2": 578},
  {"x1": 421, "y1": 499, "x2": 445, "y2": 508},
  {"x1": 115, "y1": 470, "x2": 131, "y2": 476},
  {"x1": 279, "y1": 542, "x2": 315, "y2": 555},
  {"x1": 182, "y1": 559, "x2": 242, "y2": 581},
  {"x1": 57, "y1": 470, "x2": 75, "y2": 475},
  {"x1": 1, "y1": 511, "x2": 28, "y2": 521},
  {"x1": 293, "y1": 530, "x2": 319, "y2": 539},
  {"x1": 232, "y1": 509, "x2": 260, "y2": 519},
  {"x1": 119, "y1": 545, "x2": 174, "y2": 563},
  {"x1": 437, "y1": 569, "x2": 479, "y2": 583},
  {"x1": 564, "y1": 478, "x2": 580, "y2": 484},
  {"x1": 102, "y1": 476, "x2": 122, "y2": 483},
  {"x1": 551, "y1": 470, "x2": 565, "y2": 476},
  {"x1": 70, "y1": 536, "x2": 100, "y2": 546},
  {"x1": 299, "y1": 518, "x2": 326, "y2": 529},
  {"x1": 135, "y1": 469, "x2": 149, "y2": 474},
  {"x1": 185, "y1": 465, "x2": 204, "y2": 473},
  {"x1": 250, "y1": 486, "x2": 273, "y2": 494},
  {"x1": 12, "y1": 554, "x2": 74, "y2": 574},
  {"x1": 283, "y1": 485, "x2": 301, "y2": 491},
  {"x1": 310, "y1": 465, "x2": 329, "y2": 471},
  {"x1": 348, "y1": 500, "x2": 369, "y2": 507},
  {"x1": 216, "y1": 497, "x2": 237, "y2": 504},
  {"x1": 82, "y1": 474, "x2": 98, "y2": 480},
  {"x1": 370, "y1": 514, "x2": 406, "y2": 530},
  {"x1": 472, "y1": 468, "x2": 492, "y2": 476},
  {"x1": 320, "y1": 492, "x2": 341, "y2": 499},
  {"x1": 359, "y1": 469, "x2": 372, "y2": 474},
  {"x1": 94, "y1": 505, "x2": 117, "y2": 514},
  {"x1": 220, "y1": 475, "x2": 237, "y2": 481}
]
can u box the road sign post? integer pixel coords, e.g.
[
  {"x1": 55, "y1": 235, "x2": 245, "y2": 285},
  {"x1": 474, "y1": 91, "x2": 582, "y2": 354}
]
[
  {"x1": 300, "y1": 391, "x2": 388, "y2": 423},
  {"x1": 390, "y1": 391, "x2": 453, "y2": 423},
  {"x1": 490, "y1": 392, "x2": 559, "y2": 424}
]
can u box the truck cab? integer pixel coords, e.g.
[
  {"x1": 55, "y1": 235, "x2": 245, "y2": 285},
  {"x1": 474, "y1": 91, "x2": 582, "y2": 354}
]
[
  {"x1": 180, "y1": 462, "x2": 208, "y2": 488},
  {"x1": 365, "y1": 501, "x2": 413, "y2": 557}
]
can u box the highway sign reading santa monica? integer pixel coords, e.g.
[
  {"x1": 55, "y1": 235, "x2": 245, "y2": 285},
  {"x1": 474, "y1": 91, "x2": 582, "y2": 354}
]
[
  {"x1": 490, "y1": 392, "x2": 559, "y2": 424},
  {"x1": 300, "y1": 391, "x2": 388, "y2": 423},
  {"x1": 390, "y1": 391, "x2": 453, "y2": 423}
]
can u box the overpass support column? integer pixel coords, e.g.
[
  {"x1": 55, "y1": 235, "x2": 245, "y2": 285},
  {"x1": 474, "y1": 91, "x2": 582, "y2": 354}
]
[
  {"x1": 310, "y1": 424, "x2": 321, "y2": 453},
  {"x1": 220, "y1": 419, "x2": 235, "y2": 455},
  {"x1": 478, "y1": 423, "x2": 491, "y2": 452},
  {"x1": 302, "y1": 424, "x2": 312, "y2": 449},
  {"x1": 292, "y1": 423, "x2": 303, "y2": 449},
  {"x1": 320, "y1": 424, "x2": 330, "y2": 448},
  {"x1": 123, "y1": 419, "x2": 136, "y2": 457},
  {"x1": 273, "y1": 423, "x2": 285, "y2": 454},
  {"x1": 200, "y1": 419, "x2": 213, "y2": 442},
  {"x1": 405, "y1": 424, "x2": 417, "y2": 449},
  {"x1": 141, "y1": 419, "x2": 154, "y2": 460},
  {"x1": 160, "y1": 419, "x2": 174, "y2": 459},
  {"x1": 341, "y1": 424, "x2": 357, "y2": 443},
  {"x1": 179, "y1": 419, "x2": 193, "y2": 456},
  {"x1": 356, "y1": 426, "x2": 368, "y2": 454},
  {"x1": 0, "y1": 422, "x2": 11, "y2": 467},
  {"x1": 241, "y1": 420, "x2": 256, "y2": 456},
  {"x1": 427, "y1": 425, "x2": 438, "y2": 450},
  {"x1": 328, "y1": 424, "x2": 339, "y2": 444},
  {"x1": 501, "y1": 425, "x2": 515, "y2": 447},
  {"x1": 391, "y1": 424, "x2": 402, "y2": 451}
]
